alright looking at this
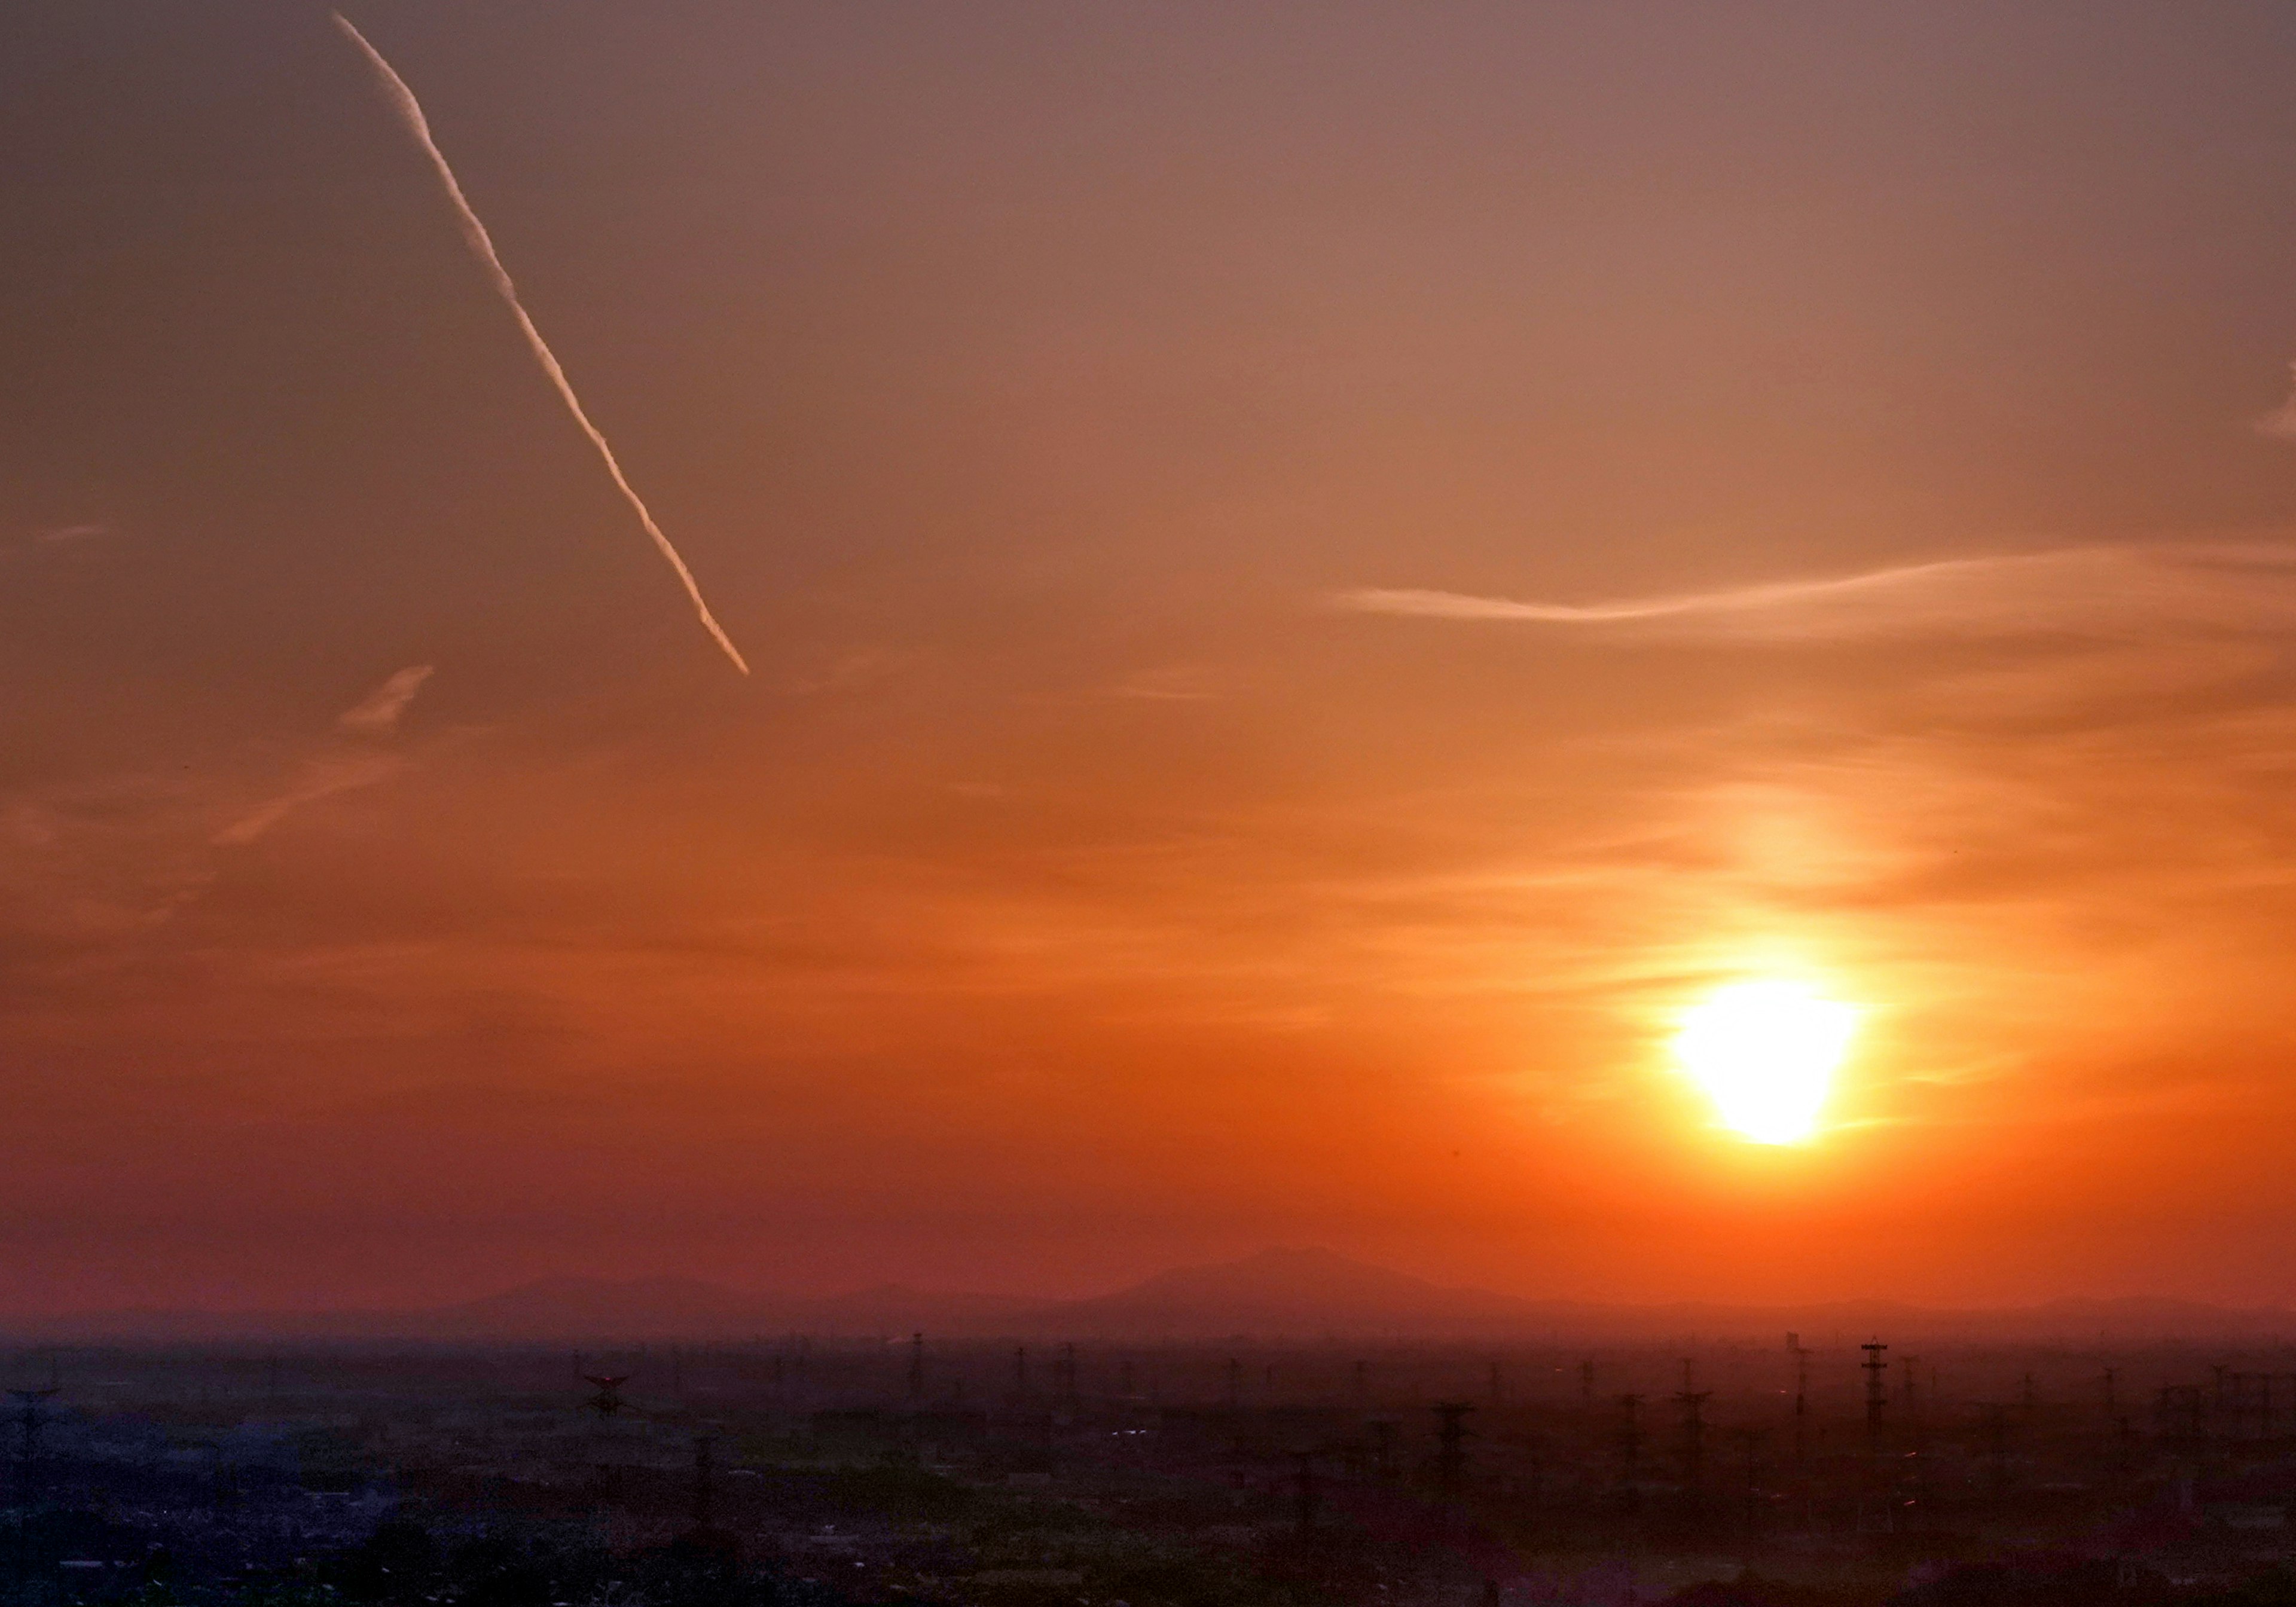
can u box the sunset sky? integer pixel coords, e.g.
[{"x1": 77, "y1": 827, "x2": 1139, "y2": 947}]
[{"x1": 14, "y1": 1, "x2": 2296, "y2": 1313}]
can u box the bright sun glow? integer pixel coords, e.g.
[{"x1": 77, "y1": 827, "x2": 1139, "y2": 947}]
[{"x1": 1672, "y1": 979, "x2": 1860, "y2": 1144}]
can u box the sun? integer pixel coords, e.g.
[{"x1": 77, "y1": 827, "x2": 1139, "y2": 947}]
[{"x1": 1671, "y1": 979, "x2": 1860, "y2": 1144}]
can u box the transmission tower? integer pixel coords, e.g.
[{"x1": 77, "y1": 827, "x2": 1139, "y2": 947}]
[{"x1": 1860, "y1": 1341, "x2": 1889, "y2": 1459}]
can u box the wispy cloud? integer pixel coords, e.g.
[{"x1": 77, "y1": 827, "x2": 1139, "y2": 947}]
[
  {"x1": 1110, "y1": 665, "x2": 1222, "y2": 701},
  {"x1": 3, "y1": 523, "x2": 113, "y2": 560},
  {"x1": 785, "y1": 646, "x2": 911, "y2": 696},
  {"x1": 1334, "y1": 543, "x2": 2296, "y2": 642},
  {"x1": 2257, "y1": 362, "x2": 2296, "y2": 441},
  {"x1": 213, "y1": 665, "x2": 435, "y2": 847},
  {"x1": 210, "y1": 754, "x2": 410, "y2": 849},
  {"x1": 337, "y1": 664, "x2": 435, "y2": 735}
]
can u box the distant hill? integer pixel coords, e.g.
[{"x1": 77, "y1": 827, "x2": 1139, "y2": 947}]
[
  {"x1": 14, "y1": 1248, "x2": 2296, "y2": 1342},
  {"x1": 1026, "y1": 1245, "x2": 1575, "y2": 1337}
]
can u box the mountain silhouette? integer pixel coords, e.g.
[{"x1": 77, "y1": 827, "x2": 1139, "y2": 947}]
[
  {"x1": 1031, "y1": 1246, "x2": 1558, "y2": 1336},
  {"x1": 14, "y1": 1248, "x2": 2296, "y2": 1342}
]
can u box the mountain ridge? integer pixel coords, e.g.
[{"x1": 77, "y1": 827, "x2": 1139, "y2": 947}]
[{"x1": 11, "y1": 1249, "x2": 2292, "y2": 1342}]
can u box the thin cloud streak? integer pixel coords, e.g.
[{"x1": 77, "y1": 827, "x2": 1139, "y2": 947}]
[
  {"x1": 1335, "y1": 543, "x2": 2296, "y2": 642},
  {"x1": 210, "y1": 754, "x2": 409, "y2": 849},
  {"x1": 2, "y1": 524, "x2": 112, "y2": 561},
  {"x1": 1110, "y1": 665, "x2": 1222, "y2": 701},
  {"x1": 331, "y1": 13, "x2": 750, "y2": 677},
  {"x1": 213, "y1": 665, "x2": 436, "y2": 847}
]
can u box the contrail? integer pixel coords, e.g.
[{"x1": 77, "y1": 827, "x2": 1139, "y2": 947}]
[
  {"x1": 1332, "y1": 543, "x2": 2296, "y2": 642},
  {"x1": 332, "y1": 13, "x2": 750, "y2": 675}
]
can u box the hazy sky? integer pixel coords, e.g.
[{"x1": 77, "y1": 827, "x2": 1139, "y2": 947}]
[{"x1": 13, "y1": 1, "x2": 2296, "y2": 1311}]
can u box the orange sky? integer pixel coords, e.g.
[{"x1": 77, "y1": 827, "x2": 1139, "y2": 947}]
[{"x1": 11, "y1": 1, "x2": 2296, "y2": 1312}]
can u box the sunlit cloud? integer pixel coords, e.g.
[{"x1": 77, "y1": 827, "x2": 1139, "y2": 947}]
[
  {"x1": 1334, "y1": 543, "x2": 2296, "y2": 641},
  {"x1": 0, "y1": 775, "x2": 219, "y2": 956},
  {"x1": 1315, "y1": 528, "x2": 2296, "y2": 1138},
  {"x1": 337, "y1": 664, "x2": 435, "y2": 735}
]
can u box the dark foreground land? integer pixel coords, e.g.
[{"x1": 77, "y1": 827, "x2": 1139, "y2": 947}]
[{"x1": 7, "y1": 1336, "x2": 2296, "y2": 1606}]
